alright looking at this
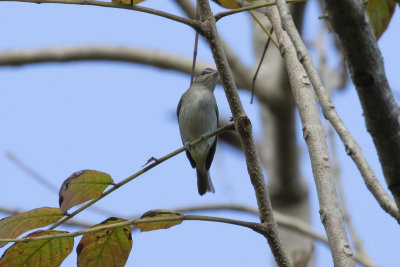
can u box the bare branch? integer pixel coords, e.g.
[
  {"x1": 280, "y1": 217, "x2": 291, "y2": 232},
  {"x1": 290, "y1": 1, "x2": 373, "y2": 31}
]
[
  {"x1": 197, "y1": 1, "x2": 290, "y2": 266},
  {"x1": 0, "y1": 46, "x2": 256, "y2": 90},
  {"x1": 48, "y1": 123, "x2": 235, "y2": 229},
  {"x1": 0, "y1": 0, "x2": 201, "y2": 29},
  {"x1": 173, "y1": 0, "x2": 256, "y2": 98},
  {"x1": 265, "y1": 5, "x2": 355, "y2": 266},
  {"x1": 323, "y1": 0, "x2": 400, "y2": 213},
  {"x1": 275, "y1": 0, "x2": 399, "y2": 220},
  {"x1": 328, "y1": 128, "x2": 375, "y2": 266}
]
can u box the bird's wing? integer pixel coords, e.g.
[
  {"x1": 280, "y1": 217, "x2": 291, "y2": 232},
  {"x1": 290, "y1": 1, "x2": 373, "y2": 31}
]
[
  {"x1": 185, "y1": 150, "x2": 196, "y2": 168},
  {"x1": 206, "y1": 100, "x2": 219, "y2": 170},
  {"x1": 206, "y1": 137, "x2": 217, "y2": 170},
  {"x1": 177, "y1": 91, "x2": 196, "y2": 169},
  {"x1": 177, "y1": 95, "x2": 183, "y2": 118}
]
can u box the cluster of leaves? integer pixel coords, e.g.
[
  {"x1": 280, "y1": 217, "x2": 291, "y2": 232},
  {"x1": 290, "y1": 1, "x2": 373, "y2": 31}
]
[{"x1": 0, "y1": 170, "x2": 183, "y2": 266}]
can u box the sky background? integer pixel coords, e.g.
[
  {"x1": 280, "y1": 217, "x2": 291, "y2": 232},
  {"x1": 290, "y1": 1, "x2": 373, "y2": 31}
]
[{"x1": 0, "y1": 0, "x2": 399, "y2": 266}]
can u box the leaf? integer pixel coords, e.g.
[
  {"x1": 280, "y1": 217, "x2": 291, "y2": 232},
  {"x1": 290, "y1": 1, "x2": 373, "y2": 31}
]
[
  {"x1": 77, "y1": 217, "x2": 132, "y2": 267},
  {"x1": 112, "y1": 0, "x2": 145, "y2": 5},
  {"x1": 135, "y1": 209, "x2": 183, "y2": 232},
  {"x1": 367, "y1": 0, "x2": 396, "y2": 39},
  {"x1": 0, "y1": 230, "x2": 73, "y2": 267},
  {"x1": 59, "y1": 170, "x2": 113, "y2": 213},
  {"x1": 212, "y1": 0, "x2": 258, "y2": 9},
  {"x1": 0, "y1": 207, "x2": 64, "y2": 248}
]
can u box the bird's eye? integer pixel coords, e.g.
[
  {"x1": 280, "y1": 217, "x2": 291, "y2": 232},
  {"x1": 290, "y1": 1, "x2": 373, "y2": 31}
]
[{"x1": 201, "y1": 68, "x2": 215, "y2": 76}]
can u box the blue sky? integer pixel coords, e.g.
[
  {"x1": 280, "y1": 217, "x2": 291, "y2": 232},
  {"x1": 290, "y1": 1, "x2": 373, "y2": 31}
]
[{"x1": 0, "y1": 1, "x2": 399, "y2": 266}]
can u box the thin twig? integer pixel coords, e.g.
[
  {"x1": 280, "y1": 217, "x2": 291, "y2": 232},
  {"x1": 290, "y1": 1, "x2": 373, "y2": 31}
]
[
  {"x1": 47, "y1": 123, "x2": 235, "y2": 230},
  {"x1": 0, "y1": 0, "x2": 201, "y2": 30},
  {"x1": 251, "y1": 27, "x2": 274, "y2": 104},
  {"x1": 328, "y1": 127, "x2": 375, "y2": 266},
  {"x1": 190, "y1": 3, "x2": 200, "y2": 85},
  {"x1": 1, "y1": 214, "x2": 259, "y2": 243},
  {"x1": 249, "y1": 11, "x2": 278, "y2": 48},
  {"x1": 0, "y1": 204, "x2": 373, "y2": 266},
  {"x1": 5, "y1": 152, "x2": 121, "y2": 218},
  {"x1": 214, "y1": 0, "x2": 307, "y2": 21}
]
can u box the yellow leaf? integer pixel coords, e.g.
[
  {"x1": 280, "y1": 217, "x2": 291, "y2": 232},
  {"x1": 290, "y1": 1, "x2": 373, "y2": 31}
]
[
  {"x1": 77, "y1": 217, "x2": 132, "y2": 267},
  {"x1": 212, "y1": 0, "x2": 258, "y2": 9},
  {"x1": 367, "y1": 0, "x2": 396, "y2": 39},
  {"x1": 0, "y1": 230, "x2": 73, "y2": 267},
  {"x1": 59, "y1": 170, "x2": 113, "y2": 213},
  {"x1": 0, "y1": 207, "x2": 64, "y2": 248},
  {"x1": 135, "y1": 209, "x2": 183, "y2": 232}
]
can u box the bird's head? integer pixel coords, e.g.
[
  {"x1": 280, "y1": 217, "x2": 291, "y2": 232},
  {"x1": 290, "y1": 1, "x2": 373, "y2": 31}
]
[{"x1": 194, "y1": 68, "x2": 219, "y2": 90}]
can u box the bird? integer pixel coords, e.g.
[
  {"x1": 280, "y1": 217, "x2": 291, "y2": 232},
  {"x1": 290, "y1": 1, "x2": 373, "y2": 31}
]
[{"x1": 177, "y1": 68, "x2": 219, "y2": 195}]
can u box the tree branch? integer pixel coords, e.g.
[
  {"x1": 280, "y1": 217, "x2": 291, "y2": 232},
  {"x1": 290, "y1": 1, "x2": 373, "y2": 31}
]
[
  {"x1": 0, "y1": 46, "x2": 257, "y2": 90},
  {"x1": 274, "y1": 0, "x2": 399, "y2": 221},
  {"x1": 265, "y1": 5, "x2": 355, "y2": 266},
  {"x1": 197, "y1": 1, "x2": 290, "y2": 266},
  {"x1": 48, "y1": 123, "x2": 235, "y2": 230},
  {"x1": 173, "y1": 0, "x2": 261, "y2": 102},
  {"x1": 323, "y1": 0, "x2": 400, "y2": 214},
  {"x1": 0, "y1": 0, "x2": 201, "y2": 29}
]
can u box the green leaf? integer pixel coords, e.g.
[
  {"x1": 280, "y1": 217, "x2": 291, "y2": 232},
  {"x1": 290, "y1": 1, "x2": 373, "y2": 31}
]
[
  {"x1": 367, "y1": 0, "x2": 396, "y2": 39},
  {"x1": 0, "y1": 230, "x2": 73, "y2": 267},
  {"x1": 59, "y1": 170, "x2": 113, "y2": 213},
  {"x1": 135, "y1": 209, "x2": 183, "y2": 232},
  {"x1": 77, "y1": 217, "x2": 132, "y2": 267},
  {"x1": 0, "y1": 207, "x2": 64, "y2": 248}
]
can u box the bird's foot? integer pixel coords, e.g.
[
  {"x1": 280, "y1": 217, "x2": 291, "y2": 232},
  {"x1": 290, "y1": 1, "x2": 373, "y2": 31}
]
[
  {"x1": 184, "y1": 141, "x2": 192, "y2": 151},
  {"x1": 201, "y1": 133, "x2": 211, "y2": 146}
]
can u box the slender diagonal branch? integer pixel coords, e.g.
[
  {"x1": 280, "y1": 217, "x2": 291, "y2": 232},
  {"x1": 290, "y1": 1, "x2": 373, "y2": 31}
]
[
  {"x1": 323, "y1": 0, "x2": 400, "y2": 213},
  {"x1": 5, "y1": 152, "x2": 120, "y2": 218},
  {"x1": 328, "y1": 127, "x2": 375, "y2": 266},
  {"x1": 274, "y1": 0, "x2": 399, "y2": 221},
  {"x1": 265, "y1": 5, "x2": 355, "y2": 266},
  {"x1": 0, "y1": 0, "x2": 201, "y2": 29},
  {"x1": 197, "y1": 1, "x2": 290, "y2": 266},
  {"x1": 48, "y1": 123, "x2": 234, "y2": 230},
  {"x1": 214, "y1": 0, "x2": 306, "y2": 21}
]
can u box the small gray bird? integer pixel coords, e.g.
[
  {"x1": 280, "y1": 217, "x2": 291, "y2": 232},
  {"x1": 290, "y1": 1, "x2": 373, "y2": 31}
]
[{"x1": 177, "y1": 68, "x2": 219, "y2": 195}]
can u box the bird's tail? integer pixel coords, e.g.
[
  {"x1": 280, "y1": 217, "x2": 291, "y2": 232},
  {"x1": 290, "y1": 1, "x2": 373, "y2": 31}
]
[{"x1": 196, "y1": 168, "x2": 215, "y2": 195}]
